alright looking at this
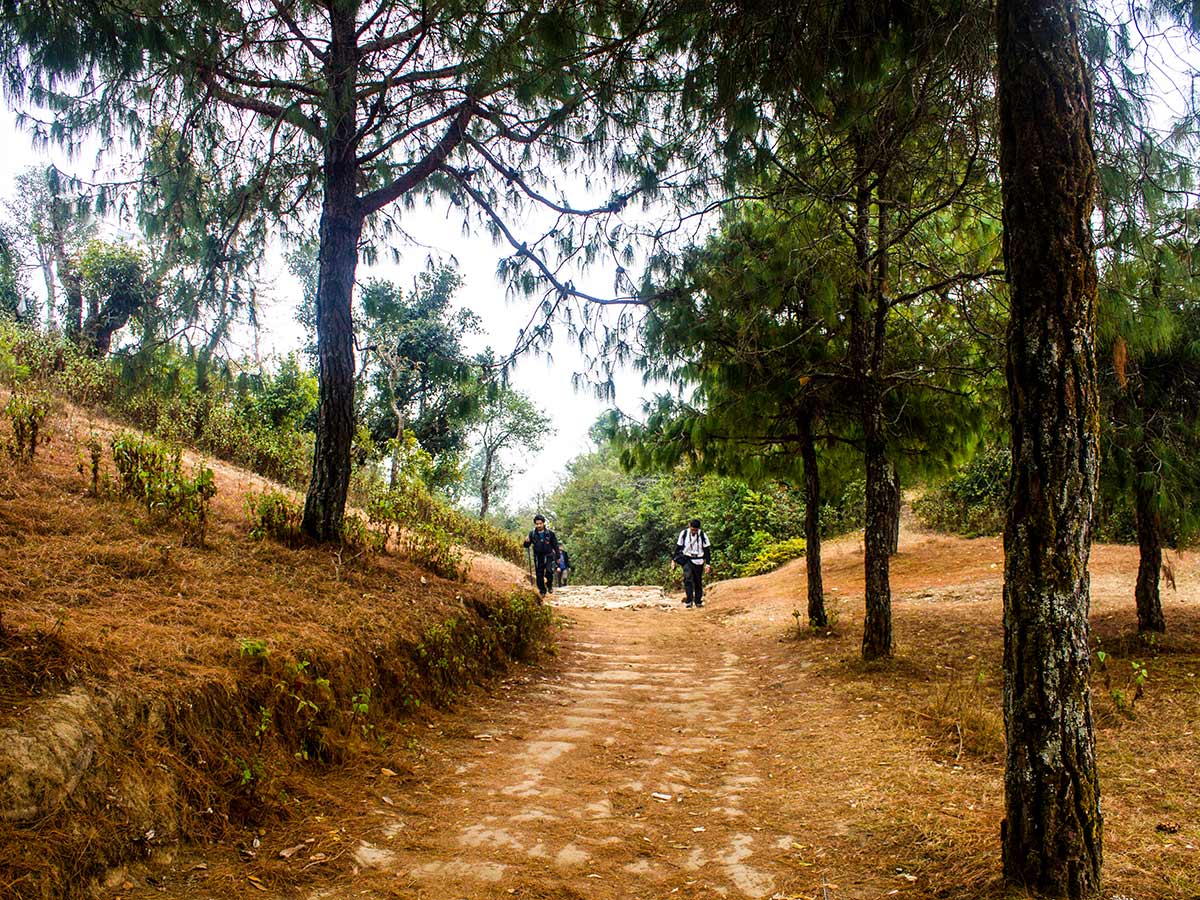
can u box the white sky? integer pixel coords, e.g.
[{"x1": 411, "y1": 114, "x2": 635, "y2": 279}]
[{"x1": 0, "y1": 103, "x2": 660, "y2": 511}]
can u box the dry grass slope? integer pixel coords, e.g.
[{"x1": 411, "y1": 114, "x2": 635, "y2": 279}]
[{"x1": 0, "y1": 400, "x2": 552, "y2": 899}]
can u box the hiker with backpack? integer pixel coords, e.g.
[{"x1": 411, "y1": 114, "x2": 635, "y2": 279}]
[
  {"x1": 671, "y1": 518, "x2": 712, "y2": 608},
  {"x1": 556, "y1": 542, "x2": 573, "y2": 587},
  {"x1": 523, "y1": 514, "x2": 560, "y2": 598}
]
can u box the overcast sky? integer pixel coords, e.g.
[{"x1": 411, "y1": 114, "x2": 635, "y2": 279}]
[{"x1": 0, "y1": 103, "x2": 662, "y2": 513}]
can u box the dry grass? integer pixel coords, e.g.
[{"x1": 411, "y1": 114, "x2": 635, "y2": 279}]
[
  {"x1": 0, "y1": 401, "x2": 550, "y2": 898},
  {"x1": 706, "y1": 523, "x2": 1200, "y2": 900}
]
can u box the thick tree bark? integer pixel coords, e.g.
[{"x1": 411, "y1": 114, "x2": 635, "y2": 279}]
[
  {"x1": 82, "y1": 289, "x2": 145, "y2": 356},
  {"x1": 997, "y1": 0, "x2": 1103, "y2": 895},
  {"x1": 861, "y1": 407, "x2": 893, "y2": 659},
  {"x1": 302, "y1": 0, "x2": 363, "y2": 542},
  {"x1": 1133, "y1": 453, "x2": 1165, "y2": 633},
  {"x1": 798, "y1": 408, "x2": 826, "y2": 628}
]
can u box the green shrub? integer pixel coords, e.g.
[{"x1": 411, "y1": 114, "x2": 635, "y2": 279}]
[
  {"x1": 913, "y1": 447, "x2": 1010, "y2": 537},
  {"x1": 399, "y1": 521, "x2": 468, "y2": 581},
  {"x1": 739, "y1": 535, "x2": 808, "y2": 577},
  {"x1": 245, "y1": 489, "x2": 303, "y2": 546},
  {"x1": 110, "y1": 431, "x2": 218, "y2": 545},
  {"x1": 4, "y1": 391, "x2": 51, "y2": 462}
]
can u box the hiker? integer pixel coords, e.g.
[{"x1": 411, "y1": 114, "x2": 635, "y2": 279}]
[
  {"x1": 523, "y1": 514, "x2": 560, "y2": 597},
  {"x1": 671, "y1": 518, "x2": 712, "y2": 608},
  {"x1": 556, "y1": 542, "x2": 572, "y2": 587}
]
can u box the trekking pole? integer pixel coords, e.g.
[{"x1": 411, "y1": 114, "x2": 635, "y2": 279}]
[{"x1": 526, "y1": 545, "x2": 535, "y2": 586}]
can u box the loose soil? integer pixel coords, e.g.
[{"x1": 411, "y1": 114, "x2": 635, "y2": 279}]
[{"x1": 106, "y1": 529, "x2": 1200, "y2": 900}]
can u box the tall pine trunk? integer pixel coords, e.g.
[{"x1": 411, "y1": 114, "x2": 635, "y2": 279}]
[
  {"x1": 302, "y1": 0, "x2": 363, "y2": 542},
  {"x1": 851, "y1": 136, "x2": 892, "y2": 661},
  {"x1": 997, "y1": 0, "x2": 1103, "y2": 895},
  {"x1": 861, "y1": 406, "x2": 893, "y2": 659},
  {"x1": 798, "y1": 408, "x2": 826, "y2": 628},
  {"x1": 1133, "y1": 453, "x2": 1165, "y2": 633}
]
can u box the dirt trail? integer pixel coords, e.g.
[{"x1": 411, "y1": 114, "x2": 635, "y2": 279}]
[
  {"x1": 343, "y1": 597, "x2": 796, "y2": 898},
  {"x1": 118, "y1": 537, "x2": 1200, "y2": 900}
]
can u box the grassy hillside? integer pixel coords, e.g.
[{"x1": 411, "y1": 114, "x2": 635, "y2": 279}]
[{"x1": 0, "y1": 397, "x2": 553, "y2": 898}]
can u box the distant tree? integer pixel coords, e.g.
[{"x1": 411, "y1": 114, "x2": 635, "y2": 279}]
[
  {"x1": 0, "y1": 223, "x2": 32, "y2": 323},
  {"x1": 619, "y1": 197, "x2": 1001, "y2": 627},
  {"x1": 1098, "y1": 215, "x2": 1200, "y2": 633},
  {"x1": 359, "y1": 268, "x2": 483, "y2": 492},
  {"x1": 136, "y1": 125, "x2": 266, "y2": 371},
  {"x1": 5, "y1": 166, "x2": 93, "y2": 336},
  {"x1": 77, "y1": 240, "x2": 157, "y2": 356},
  {"x1": 995, "y1": 0, "x2": 1103, "y2": 893},
  {"x1": 643, "y1": 0, "x2": 999, "y2": 659},
  {"x1": 469, "y1": 387, "x2": 551, "y2": 519}
]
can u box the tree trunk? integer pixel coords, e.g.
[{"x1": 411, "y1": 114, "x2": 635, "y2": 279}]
[
  {"x1": 39, "y1": 248, "x2": 57, "y2": 332},
  {"x1": 301, "y1": 0, "x2": 363, "y2": 542},
  {"x1": 861, "y1": 406, "x2": 893, "y2": 659},
  {"x1": 850, "y1": 135, "x2": 892, "y2": 661},
  {"x1": 479, "y1": 447, "x2": 495, "y2": 520},
  {"x1": 55, "y1": 246, "x2": 83, "y2": 345},
  {"x1": 997, "y1": 0, "x2": 1103, "y2": 894},
  {"x1": 886, "y1": 463, "x2": 901, "y2": 555},
  {"x1": 1133, "y1": 453, "x2": 1165, "y2": 633},
  {"x1": 798, "y1": 408, "x2": 826, "y2": 628}
]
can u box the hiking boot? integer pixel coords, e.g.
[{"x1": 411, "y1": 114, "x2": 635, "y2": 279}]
[
  {"x1": 695, "y1": 601, "x2": 704, "y2": 608},
  {"x1": 685, "y1": 602, "x2": 695, "y2": 609}
]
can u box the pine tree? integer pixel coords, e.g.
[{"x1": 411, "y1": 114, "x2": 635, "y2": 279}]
[
  {"x1": 1, "y1": 0, "x2": 658, "y2": 540},
  {"x1": 996, "y1": 0, "x2": 1103, "y2": 893}
]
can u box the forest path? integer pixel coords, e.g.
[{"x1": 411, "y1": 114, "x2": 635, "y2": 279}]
[{"x1": 299, "y1": 580, "x2": 928, "y2": 900}]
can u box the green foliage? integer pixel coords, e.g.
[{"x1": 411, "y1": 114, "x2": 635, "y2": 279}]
[
  {"x1": 245, "y1": 489, "x2": 303, "y2": 546},
  {"x1": 359, "y1": 271, "x2": 486, "y2": 492},
  {"x1": 913, "y1": 446, "x2": 1011, "y2": 538},
  {"x1": 0, "y1": 223, "x2": 32, "y2": 324},
  {"x1": 0, "y1": 323, "x2": 29, "y2": 385},
  {"x1": 110, "y1": 431, "x2": 217, "y2": 545},
  {"x1": 4, "y1": 390, "x2": 51, "y2": 463},
  {"x1": 3, "y1": 323, "x2": 315, "y2": 487},
  {"x1": 238, "y1": 637, "x2": 270, "y2": 660},
  {"x1": 739, "y1": 535, "x2": 807, "y2": 577},
  {"x1": 78, "y1": 432, "x2": 103, "y2": 494},
  {"x1": 550, "y1": 438, "x2": 827, "y2": 585}
]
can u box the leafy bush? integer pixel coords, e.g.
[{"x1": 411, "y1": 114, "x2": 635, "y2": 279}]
[
  {"x1": 913, "y1": 447, "x2": 1011, "y2": 537},
  {"x1": 739, "y1": 535, "x2": 808, "y2": 577},
  {"x1": 245, "y1": 489, "x2": 303, "y2": 546},
  {"x1": 397, "y1": 521, "x2": 467, "y2": 580},
  {"x1": 820, "y1": 478, "x2": 866, "y2": 536},
  {"x1": 2, "y1": 322, "x2": 314, "y2": 487},
  {"x1": 4, "y1": 391, "x2": 51, "y2": 462},
  {"x1": 110, "y1": 431, "x2": 217, "y2": 545}
]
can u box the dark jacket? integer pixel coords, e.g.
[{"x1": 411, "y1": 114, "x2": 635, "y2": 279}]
[{"x1": 524, "y1": 528, "x2": 559, "y2": 558}]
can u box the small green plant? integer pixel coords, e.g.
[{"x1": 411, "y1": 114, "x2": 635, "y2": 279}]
[
  {"x1": 4, "y1": 391, "x2": 51, "y2": 463},
  {"x1": 238, "y1": 637, "x2": 270, "y2": 659},
  {"x1": 110, "y1": 431, "x2": 217, "y2": 544},
  {"x1": 77, "y1": 433, "x2": 104, "y2": 494},
  {"x1": 1095, "y1": 646, "x2": 1149, "y2": 715},
  {"x1": 245, "y1": 489, "x2": 303, "y2": 545},
  {"x1": 739, "y1": 535, "x2": 807, "y2": 577}
]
